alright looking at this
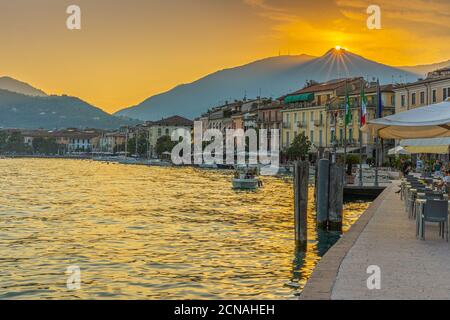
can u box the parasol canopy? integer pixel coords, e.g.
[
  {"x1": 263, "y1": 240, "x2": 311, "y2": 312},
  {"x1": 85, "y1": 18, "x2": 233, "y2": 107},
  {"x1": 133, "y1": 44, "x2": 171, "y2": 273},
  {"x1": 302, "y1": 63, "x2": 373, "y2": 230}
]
[
  {"x1": 388, "y1": 146, "x2": 410, "y2": 156},
  {"x1": 400, "y1": 137, "x2": 450, "y2": 154},
  {"x1": 361, "y1": 99, "x2": 450, "y2": 139}
]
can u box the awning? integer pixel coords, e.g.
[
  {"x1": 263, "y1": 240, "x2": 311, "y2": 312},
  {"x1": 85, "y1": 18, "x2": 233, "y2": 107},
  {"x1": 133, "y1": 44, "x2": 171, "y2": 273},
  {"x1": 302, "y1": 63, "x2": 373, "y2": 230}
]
[
  {"x1": 335, "y1": 147, "x2": 361, "y2": 154},
  {"x1": 400, "y1": 138, "x2": 450, "y2": 154},
  {"x1": 361, "y1": 100, "x2": 450, "y2": 139},
  {"x1": 284, "y1": 93, "x2": 315, "y2": 104}
]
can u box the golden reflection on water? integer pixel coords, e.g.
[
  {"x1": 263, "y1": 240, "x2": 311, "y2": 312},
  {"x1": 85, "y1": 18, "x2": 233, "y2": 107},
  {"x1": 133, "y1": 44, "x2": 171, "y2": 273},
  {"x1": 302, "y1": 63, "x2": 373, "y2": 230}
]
[{"x1": 0, "y1": 159, "x2": 369, "y2": 299}]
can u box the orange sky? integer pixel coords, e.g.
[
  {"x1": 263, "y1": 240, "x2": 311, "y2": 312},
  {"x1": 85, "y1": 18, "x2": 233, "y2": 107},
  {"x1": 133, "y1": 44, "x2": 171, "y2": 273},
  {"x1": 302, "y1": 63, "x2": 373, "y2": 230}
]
[{"x1": 1, "y1": 0, "x2": 449, "y2": 113}]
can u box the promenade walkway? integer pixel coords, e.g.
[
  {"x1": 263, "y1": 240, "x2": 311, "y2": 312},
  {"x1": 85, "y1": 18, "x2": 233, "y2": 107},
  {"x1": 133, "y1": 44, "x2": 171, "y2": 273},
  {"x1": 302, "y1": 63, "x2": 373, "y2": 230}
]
[{"x1": 301, "y1": 181, "x2": 450, "y2": 300}]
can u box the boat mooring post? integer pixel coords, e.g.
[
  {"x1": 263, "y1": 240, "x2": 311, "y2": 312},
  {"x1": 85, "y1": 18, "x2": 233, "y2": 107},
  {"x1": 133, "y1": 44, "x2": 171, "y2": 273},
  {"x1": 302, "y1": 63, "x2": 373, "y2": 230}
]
[
  {"x1": 316, "y1": 159, "x2": 330, "y2": 229},
  {"x1": 328, "y1": 164, "x2": 344, "y2": 231},
  {"x1": 294, "y1": 161, "x2": 309, "y2": 247}
]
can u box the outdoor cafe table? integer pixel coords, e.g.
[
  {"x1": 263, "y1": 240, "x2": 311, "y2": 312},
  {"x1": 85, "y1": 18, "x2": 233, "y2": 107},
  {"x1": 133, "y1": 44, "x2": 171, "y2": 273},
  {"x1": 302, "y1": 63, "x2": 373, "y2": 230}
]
[{"x1": 416, "y1": 197, "x2": 450, "y2": 240}]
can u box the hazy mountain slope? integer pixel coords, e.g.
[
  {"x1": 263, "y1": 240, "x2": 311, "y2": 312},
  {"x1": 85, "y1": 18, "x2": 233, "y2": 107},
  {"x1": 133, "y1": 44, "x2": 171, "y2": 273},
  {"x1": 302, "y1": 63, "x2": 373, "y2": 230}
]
[
  {"x1": 116, "y1": 54, "x2": 317, "y2": 120},
  {"x1": 0, "y1": 76, "x2": 47, "y2": 97},
  {"x1": 0, "y1": 89, "x2": 139, "y2": 129},
  {"x1": 116, "y1": 49, "x2": 421, "y2": 121},
  {"x1": 398, "y1": 60, "x2": 450, "y2": 77}
]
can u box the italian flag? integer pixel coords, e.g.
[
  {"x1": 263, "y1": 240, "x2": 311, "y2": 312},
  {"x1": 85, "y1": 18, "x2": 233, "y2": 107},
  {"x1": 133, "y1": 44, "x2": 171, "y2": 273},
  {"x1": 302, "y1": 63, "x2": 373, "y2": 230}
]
[{"x1": 360, "y1": 84, "x2": 367, "y2": 127}]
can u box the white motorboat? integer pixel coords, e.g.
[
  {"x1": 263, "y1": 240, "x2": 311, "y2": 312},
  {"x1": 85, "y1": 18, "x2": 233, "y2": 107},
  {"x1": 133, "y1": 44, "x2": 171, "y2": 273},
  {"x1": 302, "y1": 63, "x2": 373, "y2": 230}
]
[{"x1": 232, "y1": 166, "x2": 262, "y2": 190}]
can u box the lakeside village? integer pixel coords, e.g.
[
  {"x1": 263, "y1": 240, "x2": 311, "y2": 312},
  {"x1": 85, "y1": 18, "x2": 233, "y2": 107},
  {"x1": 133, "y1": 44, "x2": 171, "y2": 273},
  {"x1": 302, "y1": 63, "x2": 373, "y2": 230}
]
[{"x1": 1, "y1": 67, "x2": 450, "y2": 182}]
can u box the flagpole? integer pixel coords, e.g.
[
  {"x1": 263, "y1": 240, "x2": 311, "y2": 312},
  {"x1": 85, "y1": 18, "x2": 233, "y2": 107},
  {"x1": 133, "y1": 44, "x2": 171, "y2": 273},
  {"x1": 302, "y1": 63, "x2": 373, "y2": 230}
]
[
  {"x1": 344, "y1": 80, "x2": 348, "y2": 186},
  {"x1": 359, "y1": 79, "x2": 364, "y2": 187}
]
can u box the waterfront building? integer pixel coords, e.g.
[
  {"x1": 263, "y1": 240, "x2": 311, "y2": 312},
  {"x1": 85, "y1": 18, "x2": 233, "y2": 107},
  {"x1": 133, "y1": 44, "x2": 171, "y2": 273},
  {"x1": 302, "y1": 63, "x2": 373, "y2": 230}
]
[
  {"x1": 146, "y1": 115, "x2": 193, "y2": 157},
  {"x1": 67, "y1": 132, "x2": 100, "y2": 153},
  {"x1": 20, "y1": 128, "x2": 102, "y2": 154},
  {"x1": 394, "y1": 67, "x2": 450, "y2": 114},
  {"x1": 257, "y1": 100, "x2": 282, "y2": 149},
  {"x1": 231, "y1": 112, "x2": 244, "y2": 130},
  {"x1": 328, "y1": 83, "x2": 395, "y2": 158},
  {"x1": 281, "y1": 78, "x2": 362, "y2": 151},
  {"x1": 99, "y1": 131, "x2": 127, "y2": 154},
  {"x1": 281, "y1": 78, "x2": 395, "y2": 160}
]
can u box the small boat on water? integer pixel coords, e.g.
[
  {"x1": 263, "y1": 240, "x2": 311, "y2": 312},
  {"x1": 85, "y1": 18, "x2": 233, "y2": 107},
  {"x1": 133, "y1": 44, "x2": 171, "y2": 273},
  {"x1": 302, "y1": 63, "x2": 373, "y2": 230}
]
[
  {"x1": 198, "y1": 163, "x2": 219, "y2": 169},
  {"x1": 232, "y1": 166, "x2": 262, "y2": 190}
]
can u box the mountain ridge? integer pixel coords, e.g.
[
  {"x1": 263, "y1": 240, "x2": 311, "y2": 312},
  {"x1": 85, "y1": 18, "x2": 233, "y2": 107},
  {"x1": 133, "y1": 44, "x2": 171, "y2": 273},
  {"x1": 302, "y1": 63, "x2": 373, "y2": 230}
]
[
  {"x1": 0, "y1": 89, "x2": 139, "y2": 130},
  {"x1": 115, "y1": 48, "x2": 425, "y2": 121},
  {"x1": 0, "y1": 76, "x2": 47, "y2": 97}
]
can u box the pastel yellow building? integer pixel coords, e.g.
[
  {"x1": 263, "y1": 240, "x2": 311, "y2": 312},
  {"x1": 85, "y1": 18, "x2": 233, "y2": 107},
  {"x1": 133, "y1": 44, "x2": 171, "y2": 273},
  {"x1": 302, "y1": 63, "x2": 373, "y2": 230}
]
[
  {"x1": 281, "y1": 78, "x2": 362, "y2": 150},
  {"x1": 281, "y1": 78, "x2": 395, "y2": 158},
  {"x1": 394, "y1": 68, "x2": 450, "y2": 114}
]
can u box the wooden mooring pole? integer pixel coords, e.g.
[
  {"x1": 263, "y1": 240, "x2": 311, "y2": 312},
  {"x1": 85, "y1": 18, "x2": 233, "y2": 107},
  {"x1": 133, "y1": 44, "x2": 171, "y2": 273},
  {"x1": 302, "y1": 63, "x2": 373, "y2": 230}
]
[
  {"x1": 328, "y1": 163, "x2": 344, "y2": 231},
  {"x1": 294, "y1": 161, "x2": 309, "y2": 247},
  {"x1": 316, "y1": 159, "x2": 330, "y2": 229}
]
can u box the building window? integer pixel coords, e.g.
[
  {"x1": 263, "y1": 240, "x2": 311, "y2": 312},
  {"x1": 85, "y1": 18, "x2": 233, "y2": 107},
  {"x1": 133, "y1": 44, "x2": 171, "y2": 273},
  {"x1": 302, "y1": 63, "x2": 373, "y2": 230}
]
[
  {"x1": 165, "y1": 128, "x2": 170, "y2": 135},
  {"x1": 339, "y1": 128, "x2": 344, "y2": 144},
  {"x1": 310, "y1": 112, "x2": 314, "y2": 122},
  {"x1": 432, "y1": 90, "x2": 437, "y2": 103},
  {"x1": 286, "y1": 132, "x2": 290, "y2": 147},
  {"x1": 401, "y1": 95, "x2": 405, "y2": 107},
  {"x1": 444, "y1": 88, "x2": 450, "y2": 101},
  {"x1": 158, "y1": 128, "x2": 162, "y2": 136},
  {"x1": 310, "y1": 130, "x2": 314, "y2": 144},
  {"x1": 294, "y1": 113, "x2": 298, "y2": 124},
  {"x1": 349, "y1": 128, "x2": 353, "y2": 143},
  {"x1": 411, "y1": 93, "x2": 416, "y2": 105},
  {"x1": 420, "y1": 91, "x2": 425, "y2": 105}
]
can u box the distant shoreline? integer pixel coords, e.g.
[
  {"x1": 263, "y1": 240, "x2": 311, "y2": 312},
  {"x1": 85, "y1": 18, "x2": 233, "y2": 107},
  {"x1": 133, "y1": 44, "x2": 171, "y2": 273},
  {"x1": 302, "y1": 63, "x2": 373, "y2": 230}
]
[{"x1": 1, "y1": 154, "x2": 93, "y2": 160}]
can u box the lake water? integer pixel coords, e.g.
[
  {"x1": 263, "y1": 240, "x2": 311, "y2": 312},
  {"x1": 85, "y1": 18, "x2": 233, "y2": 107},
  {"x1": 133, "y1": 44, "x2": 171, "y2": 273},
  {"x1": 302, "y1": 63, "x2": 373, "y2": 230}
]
[{"x1": 0, "y1": 159, "x2": 369, "y2": 299}]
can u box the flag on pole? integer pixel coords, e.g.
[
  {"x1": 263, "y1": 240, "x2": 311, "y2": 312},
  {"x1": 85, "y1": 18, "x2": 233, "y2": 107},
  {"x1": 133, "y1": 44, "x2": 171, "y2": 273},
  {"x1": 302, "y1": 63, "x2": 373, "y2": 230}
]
[
  {"x1": 360, "y1": 82, "x2": 367, "y2": 127},
  {"x1": 345, "y1": 82, "x2": 351, "y2": 125}
]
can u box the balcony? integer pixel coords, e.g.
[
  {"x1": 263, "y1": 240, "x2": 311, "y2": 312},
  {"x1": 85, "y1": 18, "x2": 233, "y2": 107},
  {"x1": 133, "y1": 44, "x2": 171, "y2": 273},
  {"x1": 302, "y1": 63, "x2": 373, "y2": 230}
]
[
  {"x1": 296, "y1": 121, "x2": 307, "y2": 128},
  {"x1": 283, "y1": 123, "x2": 291, "y2": 129}
]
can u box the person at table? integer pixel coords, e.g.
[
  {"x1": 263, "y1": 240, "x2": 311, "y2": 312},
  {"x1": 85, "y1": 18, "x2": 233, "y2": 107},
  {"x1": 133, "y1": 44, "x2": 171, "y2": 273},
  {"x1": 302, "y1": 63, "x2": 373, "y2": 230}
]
[
  {"x1": 434, "y1": 160, "x2": 443, "y2": 176},
  {"x1": 401, "y1": 158, "x2": 412, "y2": 177},
  {"x1": 436, "y1": 170, "x2": 450, "y2": 191}
]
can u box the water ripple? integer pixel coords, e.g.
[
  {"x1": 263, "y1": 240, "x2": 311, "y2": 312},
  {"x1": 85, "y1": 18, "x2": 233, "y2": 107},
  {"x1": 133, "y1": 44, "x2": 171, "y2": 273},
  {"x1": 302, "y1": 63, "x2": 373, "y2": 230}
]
[{"x1": 0, "y1": 159, "x2": 369, "y2": 299}]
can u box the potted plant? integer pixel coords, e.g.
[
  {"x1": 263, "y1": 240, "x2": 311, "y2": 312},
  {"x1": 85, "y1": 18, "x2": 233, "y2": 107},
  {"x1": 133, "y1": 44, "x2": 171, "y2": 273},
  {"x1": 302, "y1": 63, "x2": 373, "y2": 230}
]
[{"x1": 345, "y1": 154, "x2": 360, "y2": 184}]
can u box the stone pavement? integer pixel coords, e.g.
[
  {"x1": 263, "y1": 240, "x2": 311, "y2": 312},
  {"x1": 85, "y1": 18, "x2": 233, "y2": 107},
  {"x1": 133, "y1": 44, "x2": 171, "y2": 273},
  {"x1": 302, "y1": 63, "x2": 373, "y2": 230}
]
[{"x1": 302, "y1": 181, "x2": 450, "y2": 300}]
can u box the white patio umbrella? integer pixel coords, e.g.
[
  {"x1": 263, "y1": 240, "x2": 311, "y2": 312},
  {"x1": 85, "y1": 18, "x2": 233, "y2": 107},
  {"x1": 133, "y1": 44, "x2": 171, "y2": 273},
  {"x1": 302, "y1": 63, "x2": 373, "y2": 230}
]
[
  {"x1": 388, "y1": 146, "x2": 410, "y2": 156},
  {"x1": 362, "y1": 99, "x2": 450, "y2": 139}
]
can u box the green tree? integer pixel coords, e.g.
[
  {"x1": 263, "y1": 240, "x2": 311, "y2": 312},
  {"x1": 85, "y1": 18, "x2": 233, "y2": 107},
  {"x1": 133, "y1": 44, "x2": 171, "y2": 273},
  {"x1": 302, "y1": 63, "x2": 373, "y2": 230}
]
[
  {"x1": 155, "y1": 135, "x2": 176, "y2": 157},
  {"x1": 32, "y1": 137, "x2": 59, "y2": 155},
  {"x1": 4, "y1": 132, "x2": 29, "y2": 153},
  {"x1": 0, "y1": 131, "x2": 8, "y2": 151},
  {"x1": 127, "y1": 133, "x2": 148, "y2": 157},
  {"x1": 287, "y1": 133, "x2": 311, "y2": 161},
  {"x1": 345, "y1": 154, "x2": 361, "y2": 175}
]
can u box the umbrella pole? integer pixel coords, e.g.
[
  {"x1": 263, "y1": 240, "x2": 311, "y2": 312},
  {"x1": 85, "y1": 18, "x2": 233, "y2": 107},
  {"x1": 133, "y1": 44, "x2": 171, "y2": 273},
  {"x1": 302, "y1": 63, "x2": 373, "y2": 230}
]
[
  {"x1": 359, "y1": 128, "x2": 363, "y2": 186},
  {"x1": 375, "y1": 137, "x2": 379, "y2": 187}
]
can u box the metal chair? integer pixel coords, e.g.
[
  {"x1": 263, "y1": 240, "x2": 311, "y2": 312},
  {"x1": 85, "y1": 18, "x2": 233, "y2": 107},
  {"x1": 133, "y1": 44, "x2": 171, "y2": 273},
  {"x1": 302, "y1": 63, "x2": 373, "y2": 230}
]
[{"x1": 420, "y1": 200, "x2": 449, "y2": 241}]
